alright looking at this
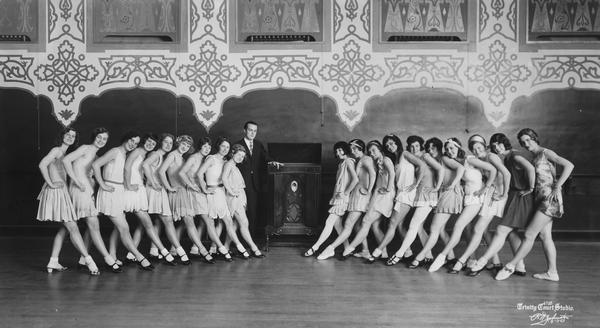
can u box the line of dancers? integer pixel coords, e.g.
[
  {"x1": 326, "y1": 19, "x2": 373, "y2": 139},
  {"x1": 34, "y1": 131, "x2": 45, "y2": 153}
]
[
  {"x1": 36, "y1": 128, "x2": 265, "y2": 275},
  {"x1": 304, "y1": 129, "x2": 574, "y2": 282}
]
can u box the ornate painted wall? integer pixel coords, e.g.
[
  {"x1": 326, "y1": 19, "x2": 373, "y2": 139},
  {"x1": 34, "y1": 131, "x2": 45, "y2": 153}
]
[{"x1": 1, "y1": 0, "x2": 599, "y2": 131}]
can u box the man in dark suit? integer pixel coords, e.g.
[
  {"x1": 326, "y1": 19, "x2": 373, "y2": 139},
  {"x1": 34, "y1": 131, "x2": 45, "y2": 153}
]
[{"x1": 236, "y1": 121, "x2": 282, "y2": 238}]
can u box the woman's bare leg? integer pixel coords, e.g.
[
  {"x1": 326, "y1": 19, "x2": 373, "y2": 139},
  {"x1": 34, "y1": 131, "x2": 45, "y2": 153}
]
[
  {"x1": 429, "y1": 204, "x2": 480, "y2": 272},
  {"x1": 388, "y1": 207, "x2": 432, "y2": 265},
  {"x1": 342, "y1": 210, "x2": 382, "y2": 256},
  {"x1": 496, "y1": 212, "x2": 553, "y2": 280},
  {"x1": 372, "y1": 205, "x2": 411, "y2": 257},
  {"x1": 413, "y1": 213, "x2": 451, "y2": 263}
]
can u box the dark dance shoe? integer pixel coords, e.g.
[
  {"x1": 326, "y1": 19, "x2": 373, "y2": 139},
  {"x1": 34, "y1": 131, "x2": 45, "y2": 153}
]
[
  {"x1": 137, "y1": 258, "x2": 155, "y2": 271},
  {"x1": 178, "y1": 254, "x2": 191, "y2": 265},
  {"x1": 447, "y1": 260, "x2": 464, "y2": 274},
  {"x1": 444, "y1": 258, "x2": 458, "y2": 269},
  {"x1": 303, "y1": 247, "x2": 316, "y2": 257},
  {"x1": 340, "y1": 252, "x2": 354, "y2": 261},
  {"x1": 77, "y1": 263, "x2": 87, "y2": 271},
  {"x1": 252, "y1": 249, "x2": 266, "y2": 258},
  {"x1": 220, "y1": 251, "x2": 233, "y2": 262},
  {"x1": 466, "y1": 267, "x2": 485, "y2": 277},
  {"x1": 407, "y1": 259, "x2": 423, "y2": 269},
  {"x1": 163, "y1": 254, "x2": 177, "y2": 266},
  {"x1": 239, "y1": 250, "x2": 251, "y2": 260},
  {"x1": 514, "y1": 270, "x2": 527, "y2": 277},
  {"x1": 486, "y1": 263, "x2": 503, "y2": 272},
  {"x1": 105, "y1": 262, "x2": 123, "y2": 273},
  {"x1": 400, "y1": 255, "x2": 415, "y2": 264},
  {"x1": 199, "y1": 252, "x2": 215, "y2": 264},
  {"x1": 386, "y1": 255, "x2": 402, "y2": 266}
]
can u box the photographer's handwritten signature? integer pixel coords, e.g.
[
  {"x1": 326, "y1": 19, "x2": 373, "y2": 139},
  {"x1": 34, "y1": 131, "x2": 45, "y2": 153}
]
[{"x1": 529, "y1": 313, "x2": 572, "y2": 326}]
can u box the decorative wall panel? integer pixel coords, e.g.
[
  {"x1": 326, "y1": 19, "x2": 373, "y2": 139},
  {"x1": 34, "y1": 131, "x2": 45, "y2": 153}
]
[{"x1": 1, "y1": 0, "x2": 600, "y2": 130}]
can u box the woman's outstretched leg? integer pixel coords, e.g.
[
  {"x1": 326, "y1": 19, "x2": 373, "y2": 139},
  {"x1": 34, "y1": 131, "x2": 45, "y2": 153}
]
[
  {"x1": 428, "y1": 205, "x2": 480, "y2": 272},
  {"x1": 387, "y1": 207, "x2": 432, "y2": 266},
  {"x1": 495, "y1": 212, "x2": 553, "y2": 280},
  {"x1": 304, "y1": 214, "x2": 342, "y2": 256}
]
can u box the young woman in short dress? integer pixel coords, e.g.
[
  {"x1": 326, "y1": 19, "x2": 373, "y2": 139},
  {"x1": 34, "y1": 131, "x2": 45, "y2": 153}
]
[
  {"x1": 178, "y1": 137, "x2": 213, "y2": 260},
  {"x1": 197, "y1": 137, "x2": 247, "y2": 260},
  {"x1": 386, "y1": 136, "x2": 443, "y2": 266},
  {"x1": 312, "y1": 139, "x2": 376, "y2": 260},
  {"x1": 62, "y1": 127, "x2": 121, "y2": 273},
  {"x1": 143, "y1": 133, "x2": 191, "y2": 264},
  {"x1": 92, "y1": 131, "x2": 154, "y2": 270},
  {"x1": 495, "y1": 128, "x2": 574, "y2": 281},
  {"x1": 342, "y1": 140, "x2": 395, "y2": 258},
  {"x1": 303, "y1": 142, "x2": 358, "y2": 259},
  {"x1": 467, "y1": 133, "x2": 532, "y2": 277},
  {"x1": 159, "y1": 135, "x2": 215, "y2": 264},
  {"x1": 428, "y1": 138, "x2": 497, "y2": 272},
  {"x1": 449, "y1": 135, "x2": 509, "y2": 273},
  {"x1": 223, "y1": 144, "x2": 267, "y2": 258},
  {"x1": 37, "y1": 128, "x2": 99, "y2": 275},
  {"x1": 408, "y1": 137, "x2": 464, "y2": 269},
  {"x1": 368, "y1": 135, "x2": 426, "y2": 262},
  {"x1": 122, "y1": 133, "x2": 175, "y2": 265}
]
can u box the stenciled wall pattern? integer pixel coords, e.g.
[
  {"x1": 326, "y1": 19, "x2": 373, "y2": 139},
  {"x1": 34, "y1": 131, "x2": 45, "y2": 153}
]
[{"x1": 2, "y1": 0, "x2": 600, "y2": 130}]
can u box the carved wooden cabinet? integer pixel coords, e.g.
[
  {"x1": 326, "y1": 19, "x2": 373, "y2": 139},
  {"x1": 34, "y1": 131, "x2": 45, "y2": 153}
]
[{"x1": 265, "y1": 143, "x2": 321, "y2": 248}]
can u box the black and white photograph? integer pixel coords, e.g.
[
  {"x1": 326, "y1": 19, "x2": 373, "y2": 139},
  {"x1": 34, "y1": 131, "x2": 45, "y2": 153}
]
[{"x1": 1, "y1": 0, "x2": 598, "y2": 327}]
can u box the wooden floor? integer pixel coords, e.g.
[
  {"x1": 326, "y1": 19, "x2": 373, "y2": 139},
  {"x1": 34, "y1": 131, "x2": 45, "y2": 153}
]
[{"x1": 1, "y1": 236, "x2": 598, "y2": 328}]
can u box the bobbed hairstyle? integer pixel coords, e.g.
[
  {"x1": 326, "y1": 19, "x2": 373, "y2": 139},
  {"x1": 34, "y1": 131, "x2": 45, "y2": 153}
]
[
  {"x1": 517, "y1": 128, "x2": 539, "y2": 147},
  {"x1": 175, "y1": 134, "x2": 193, "y2": 147},
  {"x1": 159, "y1": 133, "x2": 174, "y2": 144},
  {"x1": 140, "y1": 133, "x2": 158, "y2": 151},
  {"x1": 214, "y1": 136, "x2": 230, "y2": 154},
  {"x1": 366, "y1": 140, "x2": 385, "y2": 157},
  {"x1": 424, "y1": 137, "x2": 443, "y2": 156},
  {"x1": 406, "y1": 135, "x2": 425, "y2": 151},
  {"x1": 333, "y1": 141, "x2": 351, "y2": 157},
  {"x1": 90, "y1": 127, "x2": 109, "y2": 143},
  {"x1": 120, "y1": 130, "x2": 141, "y2": 144},
  {"x1": 468, "y1": 134, "x2": 487, "y2": 152},
  {"x1": 382, "y1": 134, "x2": 403, "y2": 164},
  {"x1": 197, "y1": 136, "x2": 212, "y2": 150},
  {"x1": 230, "y1": 143, "x2": 246, "y2": 157},
  {"x1": 444, "y1": 137, "x2": 466, "y2": 160},
  {"x1": 349, "y1": 139, "x2": 366, "y2": 153},
  {"x1": 489, "y1": 133, "x2": 512, "y2": 152},
  {"x1": 55, "y1": 127, "x2": 79, "y2": 148}
]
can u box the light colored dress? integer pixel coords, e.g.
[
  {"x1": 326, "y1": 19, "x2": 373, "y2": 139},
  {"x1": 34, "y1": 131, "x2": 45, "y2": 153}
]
[
  {"x1": 462, "y1": 155, "x2": 485, "y2": 206},
  {"x1": 347, "y1": 157, "x2": 373, "y2": 213},
  {"x1": 225, "y1": 164, "x2": 248, "y2": 215},
  {"x1": 479, "y1": 153, "x2": 508, "y2": 217},
  {"x1": 533, "y1": 149, "x2": 563, "y2": 218},
  {"x1": 369, "y1": 158, "x2": 395, "y2": 217},
  {"x1": 123, "y1": 154, "x2": 149, "y2": 212},
  {"x1": 328, "y1": 158, "x2": 354, "y2": 216},
  {"x1": 413, "y1": 154, "x2": 438, "y2": 208},
  {"x1": 69, "y1": 168, "x2": 98, "y2": 218},
  {"x1": 96, "y1": 149, "x2": 126, "y2": 216},
  {"x1": 36, "y1": 153, "x2": 78, "y2": 222},
  {"x1": 393, "y1": 154, "x2": 416, "y2": 211},
  {"x1": 187, "y1": 187, "x2": 209, "y2": 216},
  {"x1": 205, "y1": 155, "x2": 231, "y2": 219},
  {"x1": 146, "y1": 154, "x2": 172, "y2": 216}
]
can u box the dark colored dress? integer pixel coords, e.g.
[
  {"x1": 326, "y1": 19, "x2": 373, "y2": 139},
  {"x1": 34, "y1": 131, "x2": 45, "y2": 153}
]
[
  {"x1": 533, "y1": 149, "x2": 564, "y2": 218},
  {"x1": 500, "y1": 151, "x2": 535, "y2": 229}
]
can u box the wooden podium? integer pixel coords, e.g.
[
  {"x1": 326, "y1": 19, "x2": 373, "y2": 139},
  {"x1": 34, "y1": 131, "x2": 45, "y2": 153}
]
[{"x1": 265, "y1": 143, "x2": 321, "y2": 249}]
